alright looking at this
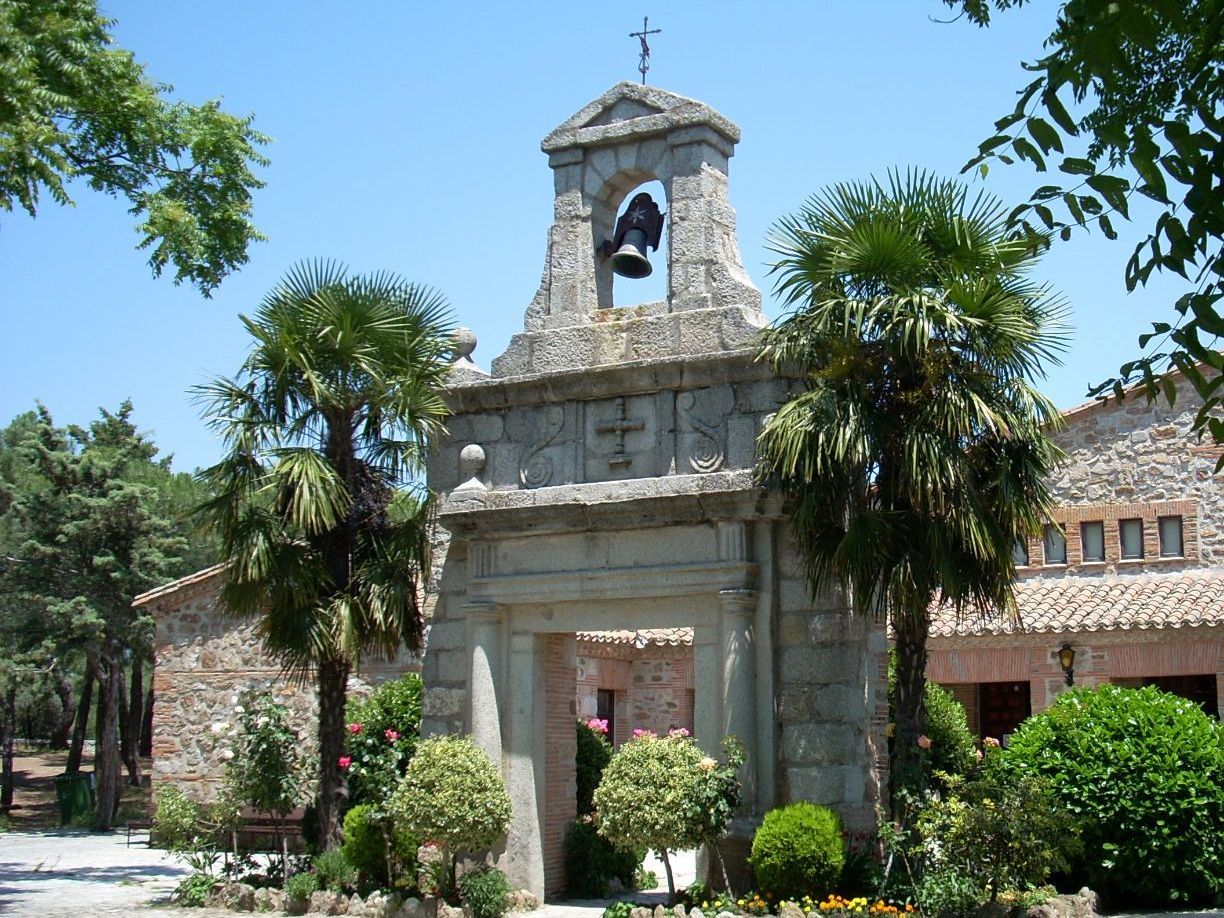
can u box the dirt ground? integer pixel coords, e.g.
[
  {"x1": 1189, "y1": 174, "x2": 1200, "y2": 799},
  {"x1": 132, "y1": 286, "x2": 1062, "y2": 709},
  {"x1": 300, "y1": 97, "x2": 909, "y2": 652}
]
[{"x1": 5, "y1": 748, "x2": 152, "y2": 829}]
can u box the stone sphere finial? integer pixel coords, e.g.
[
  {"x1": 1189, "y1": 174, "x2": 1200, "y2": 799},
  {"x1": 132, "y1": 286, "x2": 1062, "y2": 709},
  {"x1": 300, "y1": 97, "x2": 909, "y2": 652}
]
[
  {"x1": 459, "y1": 443, "x2": 486, "y2": 477},
  {"x1": 453, "y1": 327, "x2": 477, "y2": 361},
  {"x1": 454, "y1": 443, "x2": 488, "y2": 494}
]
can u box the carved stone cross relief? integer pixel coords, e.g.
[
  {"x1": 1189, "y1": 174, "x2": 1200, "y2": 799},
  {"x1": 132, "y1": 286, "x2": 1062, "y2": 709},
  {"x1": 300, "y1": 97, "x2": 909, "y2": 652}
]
[{"x1": 594, "y1": 396, "x2": 645, "y2": 468}]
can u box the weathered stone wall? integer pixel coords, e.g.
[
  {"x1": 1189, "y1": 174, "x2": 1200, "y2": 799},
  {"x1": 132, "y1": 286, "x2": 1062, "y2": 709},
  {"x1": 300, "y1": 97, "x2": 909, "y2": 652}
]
[
  {"x1": 575, "y1": 642, "x2": 694, "y2": 743},
  {"x1": 774, "y1": 533, "x2": 888, "y2": 832},
  {"x1": 1030, "y1": 378, "x2": 1223, "y2": 572},
  {"x1": 146, "y1": 570, "x2": 417, "y2": 802},
  {"x1": 431, "y1": 364, "x2": 791, "y2": 496}
]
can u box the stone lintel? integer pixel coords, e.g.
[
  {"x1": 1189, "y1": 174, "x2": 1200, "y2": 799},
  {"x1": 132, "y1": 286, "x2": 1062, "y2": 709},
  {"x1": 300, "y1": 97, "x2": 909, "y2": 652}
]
[
  {"x1": 438, "y1": 470, "x2": 784, "y2": 537},
  {"x1": 468, "y1": 560, "x2": 758, "y2": 610},
  {"x1": 446, "y1": 347, "x2": 787, "y2": 414}
]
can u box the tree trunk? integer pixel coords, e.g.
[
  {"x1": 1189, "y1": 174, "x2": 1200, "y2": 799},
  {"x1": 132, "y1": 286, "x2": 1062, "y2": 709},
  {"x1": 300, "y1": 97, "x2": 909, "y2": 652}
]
[
  {"x1": 50, "y1": 663, "x2": 75, "y2": 750},
  {"x1": 93, "y1": 654, "x2": 123, "y2": 830},
  {"x1": 659, "y1": 847, "x2": 676, "y2": 905},
  {"x1": 122, "y1": 658, "x2": 143, "y2": 786},
  {"x1": 66, "y1": 668, "x2": 94, "y2": 774},
  {"x1": 316, "y1": 657, "x2": 351, "y2": 851},
  {"x1": 116, "y1": 665, "x2": 131, "y2": 781},
  {"x1": 889, "y1": 606, "x2": 930, "y2": 822},
  {"x1": 140, "y1": 685, "x2": 154, "y2": 758},
  {"x1": 1, "y1": 680, "x2": 16, "y2": 809}
]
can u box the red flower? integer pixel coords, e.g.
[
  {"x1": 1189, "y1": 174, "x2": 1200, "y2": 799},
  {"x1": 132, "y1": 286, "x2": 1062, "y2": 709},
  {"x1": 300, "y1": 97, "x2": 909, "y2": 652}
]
[
  {"x1": 338, "y1": 755, "x2": 352, "y2": 769},
  {"x1": 347, "y1": 722, "x2": 362, "y2": 734},
  {"x1": 385, "y1": 729, "x2": 400, "y2": 742}
]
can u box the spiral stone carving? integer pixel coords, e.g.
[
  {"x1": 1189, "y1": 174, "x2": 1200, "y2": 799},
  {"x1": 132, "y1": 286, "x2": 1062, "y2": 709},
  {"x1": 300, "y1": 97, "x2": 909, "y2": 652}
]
[{"x1": 520, "y1": 405, "x2": 565, "y2": 488}]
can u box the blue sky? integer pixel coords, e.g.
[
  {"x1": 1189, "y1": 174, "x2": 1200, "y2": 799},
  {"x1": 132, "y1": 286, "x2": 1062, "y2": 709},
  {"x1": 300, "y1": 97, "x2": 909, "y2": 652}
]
[{"x1": 0, "y1": 1, "x2": 1182, "y2": 472}]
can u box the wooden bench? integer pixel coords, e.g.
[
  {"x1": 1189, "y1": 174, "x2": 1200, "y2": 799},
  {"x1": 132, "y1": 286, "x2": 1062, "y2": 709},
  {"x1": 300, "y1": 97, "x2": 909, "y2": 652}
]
[
  {"x1": 231, "y1": 807, "x2": 307, "y2": 860},
  {"x1": 125, "y1": 818, "x2": 153, "y2": 847}
]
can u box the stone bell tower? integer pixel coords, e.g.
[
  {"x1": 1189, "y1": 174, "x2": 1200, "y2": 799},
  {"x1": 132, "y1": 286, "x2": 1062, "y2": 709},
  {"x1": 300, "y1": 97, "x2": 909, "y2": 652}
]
[
  {"x1": 492, "y1": 81, "x2": 765, "y2": 376},
  {"x1": 423, "y1": 83, "x2": 887, "y2": 900}
]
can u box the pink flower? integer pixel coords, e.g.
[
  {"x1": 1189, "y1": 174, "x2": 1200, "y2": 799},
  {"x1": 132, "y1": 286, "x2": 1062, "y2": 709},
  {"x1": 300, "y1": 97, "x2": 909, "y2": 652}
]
[
  {"x1": 585, "y1": 718, "x2": 609, "y2": 735},
  {"x1": 983, "y1": 736, "x2": 1001, "y2": 748},
  {"x1": 385, "y1": 729, "x2": 400, "y2": 742},
  {"x1": 917, "y1": 734, "x2": 932, "y2": 750},
  {"x1": 338, "y1": 755, "x2": 352, "y2": 770},
  {"x1": 347, "y1": 723, "x2": 362, "y2": 735},
  {"x1": 632, "y1": 728, "x2": 656, "y2": 739},
  {"x1": 668, "y1": 727, "x2": 691, "y2": 738}
]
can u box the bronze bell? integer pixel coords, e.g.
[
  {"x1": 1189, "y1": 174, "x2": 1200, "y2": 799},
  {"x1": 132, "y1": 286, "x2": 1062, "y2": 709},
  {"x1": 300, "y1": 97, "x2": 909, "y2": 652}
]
[{"x1": 608, "y1": 192, "x2": 664, "y2": 279}]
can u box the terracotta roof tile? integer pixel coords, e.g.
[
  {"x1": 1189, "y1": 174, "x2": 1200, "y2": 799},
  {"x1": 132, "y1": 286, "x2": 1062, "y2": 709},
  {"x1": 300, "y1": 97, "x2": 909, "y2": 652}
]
[
  {"x1": 930, "y1": 569, "x2": 1224, "y2": 637},
  {"x1": 131, "y1": 563, "x2": 228, "y2": 608},
  {"x1": 576, "y1": 628, "x2": 693, "y2": 646}
]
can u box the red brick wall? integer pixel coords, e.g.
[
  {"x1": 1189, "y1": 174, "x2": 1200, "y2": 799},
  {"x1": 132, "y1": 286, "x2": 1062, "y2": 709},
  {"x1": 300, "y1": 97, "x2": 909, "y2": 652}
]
[{"x1": 543, "y1": 635, "x2": 577, "y2": 898}]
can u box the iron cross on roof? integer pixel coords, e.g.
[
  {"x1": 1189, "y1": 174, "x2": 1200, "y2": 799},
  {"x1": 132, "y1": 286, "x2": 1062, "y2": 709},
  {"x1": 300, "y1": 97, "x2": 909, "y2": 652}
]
[{"x1": 629, "y1": 16, "x2": 662, "y2": 85}]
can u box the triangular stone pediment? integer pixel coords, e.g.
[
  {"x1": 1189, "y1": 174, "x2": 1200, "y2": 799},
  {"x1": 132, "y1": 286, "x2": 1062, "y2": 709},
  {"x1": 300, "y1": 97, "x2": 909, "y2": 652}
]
[
  {"x1": 587, "y1": 97, "x2": 665, "y2": 127},
  {"x1": 541, "y1": 81, "x2": 740, "y2": 153}
]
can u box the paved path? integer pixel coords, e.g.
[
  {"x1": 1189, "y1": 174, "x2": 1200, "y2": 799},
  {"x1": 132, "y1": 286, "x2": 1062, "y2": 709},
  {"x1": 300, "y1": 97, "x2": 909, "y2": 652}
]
[{"x1": 0, "y1": 828, "x2": 216, "y2": 917}]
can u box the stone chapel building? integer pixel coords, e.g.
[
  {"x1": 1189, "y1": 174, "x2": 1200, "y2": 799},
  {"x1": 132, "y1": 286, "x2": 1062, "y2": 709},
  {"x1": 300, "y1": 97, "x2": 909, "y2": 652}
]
[
  {"x1": 138, "y1": 84, "x2": 889, "y2": 899},
  {"x1": 134, "y1": 82, "x2": 1220, "y2": 901}
]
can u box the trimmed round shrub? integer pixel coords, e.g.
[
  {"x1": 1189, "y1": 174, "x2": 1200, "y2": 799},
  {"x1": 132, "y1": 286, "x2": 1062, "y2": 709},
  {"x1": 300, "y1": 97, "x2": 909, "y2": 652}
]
[
  {"x1": 593, "y1": 732, "x2": 707, "y2": 855},
  {"x1": 749, "y1": 802, "x2": 844, "y2": 899},
  {"x1": 388, "y1": 735, "x2": 512, "y2": 857},
  {"x1": 458, "y1": 865, "x2": 512, "y2": 918},
  {"x1": 1000, "y1": 684, "x2": 1224, "y2": 906},
  {"x1": 342, "y1": 803, "x2": 419, "y2": 891}
]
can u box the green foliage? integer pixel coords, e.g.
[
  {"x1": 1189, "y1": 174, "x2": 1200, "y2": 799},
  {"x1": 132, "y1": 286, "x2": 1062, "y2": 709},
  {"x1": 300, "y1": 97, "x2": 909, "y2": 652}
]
[
  {"x1": 388, "y1": 735, "x2": 511, "y2": 894},
  {"x1": 0, "y1": 0, "x2": 269, "y2": 294},
  {"x1": 223, "y1": 692, "x2": 307, "y2": 818},
  {"x1": 759, "y1": 170, "x2": 1067, "y2": 811},
  {"x1": 562, "y1": 819, "x2": 640, "y2": 898},
  {"x1": 312, "y1": 848, "x2": 357, "y2": 893},
  {"x1": 923, "y1": 684, "x2": 977, "y2": 785},
  {"x1": 913, "y1": 868, "x2": 983, "y2": 918},
  {"x1": 0, "y1": 402, "x2": 188, "y2": 826},
  {"x1": 345, "y1": 675, "x2": 424, "y2": 810},
  {"x1": 575, "y1": 719, "x2": 612, "y2": 816},
  {"x1": 950, "y1": 0, "x2": 1224, "y2": 460},
  {"x1": 749, "y1": 802, "x2": 844, "y2": 899},
  {"x1": 917, "y1": 763, "x2": 1080, "y2": 901},
  {"x1": 458, "y1": 865, "x2": 512, "y2": 918},
  {"x1": 196, "y1": 260, "x2": 453, "y2": 847},
  {"x1": 887, "y1": 663, "x2": 977, "y2": 798},
  {"x1": 602, "y1": 902, "x2": 637, "y2": 918},
  {"x1": 153, "y1": 784, "x2": 206, "y2": 851},
  {"x1": 171, "y1": 872, "x2": 217, "y2": 908},
  {"x1": 342, "y1": 803, "x2": 419, "y2": 892},
  {"x1": 1000, "y1": 684, "x2": 1224, "y2": 906},
  {"x1": 284, "y1": 870, "x2": 320, "y2": 905},
  {"x1": 595, "y1": 731, "x2": 721, "y2": 854}
]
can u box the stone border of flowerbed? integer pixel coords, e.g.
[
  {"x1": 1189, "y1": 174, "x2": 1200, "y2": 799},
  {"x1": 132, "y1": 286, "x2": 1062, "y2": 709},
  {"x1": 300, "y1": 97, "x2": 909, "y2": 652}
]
[{"x1": 202, "y1": 881, "x2": 540, "y2": 916}]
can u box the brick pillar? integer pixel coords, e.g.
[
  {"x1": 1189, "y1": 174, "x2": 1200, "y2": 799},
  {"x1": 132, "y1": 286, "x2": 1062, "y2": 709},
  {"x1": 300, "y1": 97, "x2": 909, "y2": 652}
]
[{"x1": 543, "y1": 635, "x2": 577, "y2": 899}]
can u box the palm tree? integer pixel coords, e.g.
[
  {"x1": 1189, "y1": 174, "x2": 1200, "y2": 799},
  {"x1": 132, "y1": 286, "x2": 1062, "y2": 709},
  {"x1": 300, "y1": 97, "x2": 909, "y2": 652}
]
[
  {"x1": 756, "y1": 171, "x2": 1068, "y2": 813},
  {"x1": 196, "y1": 260, "x2": 452, "y2": 848}
]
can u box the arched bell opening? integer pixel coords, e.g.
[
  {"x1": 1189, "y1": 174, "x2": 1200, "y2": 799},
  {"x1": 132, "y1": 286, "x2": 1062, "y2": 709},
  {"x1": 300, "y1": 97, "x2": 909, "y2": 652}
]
[{"x1": 592, "y1": 174, "x2": 670, "y2": 311}]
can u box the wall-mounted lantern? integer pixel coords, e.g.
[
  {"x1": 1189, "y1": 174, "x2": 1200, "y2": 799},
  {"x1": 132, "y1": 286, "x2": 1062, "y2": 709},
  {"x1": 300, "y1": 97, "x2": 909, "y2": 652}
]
[{"x1": 1057, "y1": 643, "x2": 1076, "y2": 686}]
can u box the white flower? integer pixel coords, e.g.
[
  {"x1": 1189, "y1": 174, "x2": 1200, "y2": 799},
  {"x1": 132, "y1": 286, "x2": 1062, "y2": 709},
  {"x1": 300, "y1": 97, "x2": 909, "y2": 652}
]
[
  {"x1": 220, "y1": 749, "x2": 234, "y2": 761},
  {"x1": 233, "y1": 705, "x2": 245, "y2": 714},
  {"x1": 210, "y1": 722, "x2": 229, "y2": 735}
]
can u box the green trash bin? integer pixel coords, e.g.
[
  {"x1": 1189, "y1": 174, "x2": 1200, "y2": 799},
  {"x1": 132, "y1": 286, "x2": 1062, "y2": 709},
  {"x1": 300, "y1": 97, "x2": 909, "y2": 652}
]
[{"x1": 53, "y1": 771, "x2": 96, "y2": 826}]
